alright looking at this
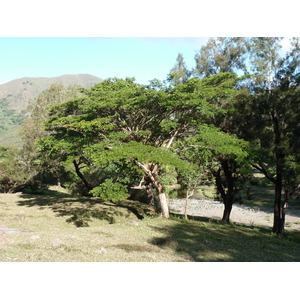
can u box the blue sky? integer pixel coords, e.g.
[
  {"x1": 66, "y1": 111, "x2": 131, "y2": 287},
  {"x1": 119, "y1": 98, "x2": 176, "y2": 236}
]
[{"x1": 0, "y1": 37, "x2": 208, "y2": 85}]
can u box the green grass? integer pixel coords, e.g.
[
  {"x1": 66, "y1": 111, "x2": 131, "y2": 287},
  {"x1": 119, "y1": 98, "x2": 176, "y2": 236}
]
[{"x1": 0, "y1": 192, "x2": 300, "y2": 262}]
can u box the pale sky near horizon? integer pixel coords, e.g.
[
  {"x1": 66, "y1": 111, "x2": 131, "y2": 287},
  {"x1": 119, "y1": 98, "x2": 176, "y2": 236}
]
[
  {"x1": 0, "y1": 37, "x2": 208, "y2": 85},
  {"x1": 0, "y1": 37, "x2": 295, "y2": 86}
]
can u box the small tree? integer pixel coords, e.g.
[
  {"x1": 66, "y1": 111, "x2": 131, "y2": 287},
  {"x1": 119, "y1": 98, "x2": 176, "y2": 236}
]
[{"x1": 176, "y1": 124, "x2": 249, "y2": 223}]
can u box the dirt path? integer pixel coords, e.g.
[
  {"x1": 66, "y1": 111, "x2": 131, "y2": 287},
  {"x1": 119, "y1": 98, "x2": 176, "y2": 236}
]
[{"x1": 169, "y1": 198, "x2": 300, "y2": 231}]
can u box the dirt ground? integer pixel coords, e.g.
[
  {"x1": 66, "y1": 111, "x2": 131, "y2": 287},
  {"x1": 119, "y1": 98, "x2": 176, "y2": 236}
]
[{"x1": 169, "y1": 198, "x2": 300, "y2": 231}]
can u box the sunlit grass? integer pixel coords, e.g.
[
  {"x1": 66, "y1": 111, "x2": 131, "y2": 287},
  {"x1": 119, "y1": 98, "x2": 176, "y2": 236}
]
[{"x1": 0, "y1": 192, "x2": 300, "y2": 262}]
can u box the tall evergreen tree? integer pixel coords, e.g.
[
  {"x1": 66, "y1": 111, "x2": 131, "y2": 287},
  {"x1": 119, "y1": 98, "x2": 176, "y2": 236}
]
[
  {"x1": 235, "y1": 37, "x2": 300, "y2": 234},
  {"x1": 194, "y1": 37, "x2": 248, "y2": 77},
  {"x1": 168, "y1": 53, "x2": 191, "y2": 85}
]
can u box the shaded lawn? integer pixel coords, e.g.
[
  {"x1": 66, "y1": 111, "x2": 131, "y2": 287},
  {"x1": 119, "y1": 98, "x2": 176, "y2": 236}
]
[
  {"x1": 149, "y1": 216, "x2": 300, "y2": 262},
  {"x1": 16, "y1": 193, "x2": 155, "y2": 227},
  {"x1": 0, "y1": 193, "x2": 300, "y2": 262}
]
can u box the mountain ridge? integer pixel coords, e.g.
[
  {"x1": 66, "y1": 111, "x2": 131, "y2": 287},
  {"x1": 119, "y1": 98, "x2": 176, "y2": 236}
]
[{"x1": 0, "y1": 74, "x2": 102, "y2": 112}]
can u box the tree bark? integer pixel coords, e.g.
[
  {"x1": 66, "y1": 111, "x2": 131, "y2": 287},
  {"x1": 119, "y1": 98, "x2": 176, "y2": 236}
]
[
  {"x1": 271, "y1": 110, "x2": 285, "y2": 234},
  {"x1": 135, "y1": 161, "x2": 170, "y2": 218},
  {"x1": 143, "y1": 176, "x2": 155, "y2": 206},
  {"x1": 158, "y1": 190, "x2": 169, "y2": 218},
  {"x1": 214, "y1": 160, "x2": 235, "y2": 223},
  {"x1": 273, "y1": 179, "x2": 283, "y2": 234},
  {"x1": 184, "y1": 189, "x2": 194, "y2": 220},
  {"x1": 222, "y1": 202, "x2": 233, "y2": 223},
  {"x1": 145, "y1": 182, "x2": 155, "y2": 206}
]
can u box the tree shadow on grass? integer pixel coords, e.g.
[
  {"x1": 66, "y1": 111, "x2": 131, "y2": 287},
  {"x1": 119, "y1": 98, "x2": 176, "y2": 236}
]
[
  {"x1": 17, "y1": 194, "x2": 146, "y2": 227},
  {"x1": 148, "y1": 214, "x2": 300, "y2": 262}
]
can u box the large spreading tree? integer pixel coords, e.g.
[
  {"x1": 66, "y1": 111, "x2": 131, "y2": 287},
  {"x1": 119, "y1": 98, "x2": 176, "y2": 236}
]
[{"x1": 38, "y1": 74, "x2": 239, "y2": 217}]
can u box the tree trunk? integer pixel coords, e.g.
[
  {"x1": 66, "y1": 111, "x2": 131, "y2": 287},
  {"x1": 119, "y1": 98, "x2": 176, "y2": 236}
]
[
  {"x1": 158, "y1": 189, "x2": 169, "y2": 218},
  {"x1": 145, "y1": 178, "x2": 155, "y2": 206},
  {"x1": 271, "y1": 110, "x2": 285, "y2": 234},
  {"x1": 214, "y1": 160, "x2": 235, "y2": 224},
  {"x1": 280, "y1": 189, "x2": 289, "y2": 234},
  {"x1": 273, "y1": 180, "x2": 283, "y2": 234},
  {"x1": 184, "y1": 189, "x2": 194, "y2": 220},
  {"x1": 222, "y1": 202, "x2": 233, "y2": 223},
  {"x1": 135, "y1": 161, "x2": 169, "y2": 218},
  {"x1": 184, "y1": 196, "x2": 188, "y2": 220}
]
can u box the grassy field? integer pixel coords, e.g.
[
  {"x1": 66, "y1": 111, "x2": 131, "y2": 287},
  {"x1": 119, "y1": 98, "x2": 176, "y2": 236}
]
[{"x1": 1, "y1": 191, "x2": 300, "y2": 262}]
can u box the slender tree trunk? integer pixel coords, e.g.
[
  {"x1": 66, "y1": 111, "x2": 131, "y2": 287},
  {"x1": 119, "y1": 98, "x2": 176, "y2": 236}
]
[
  {"x1": 271, "y1": 110, "x2": 285, "y2": 234},
  {"x1": 280, "y1": 189, "x2": 289, "y2": 234},
  {"x1": 184, "y1": 196, "x2": 188, "y2": 220},
  {"x1": 273, "y1": 179, "x2": 283, "y2": 234},
  {"x1": 184, "y1": 189, "x2": 194, "y2": 220}
]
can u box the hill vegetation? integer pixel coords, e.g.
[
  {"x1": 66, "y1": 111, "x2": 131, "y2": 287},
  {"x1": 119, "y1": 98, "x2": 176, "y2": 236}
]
[
  {"x1": 0, "y1": 74, "x2": 102, "y2": 112},
  {"x1": 0, "y1": 74, "x2": 102, "y2": 147}
]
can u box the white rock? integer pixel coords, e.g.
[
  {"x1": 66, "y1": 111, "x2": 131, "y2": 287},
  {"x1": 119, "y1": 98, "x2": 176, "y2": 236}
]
[{"x1": 96, "y1": 247, "x2": 107, "y2": 254}]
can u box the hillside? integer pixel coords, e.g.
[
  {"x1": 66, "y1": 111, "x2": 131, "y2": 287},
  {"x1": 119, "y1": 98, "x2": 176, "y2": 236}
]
[
  {"x1": 0, "y1": 74, "x2": 102, "y2": 147},
  {"x1": 0, "y1": 74, "x2": 102, "y2": 112}
]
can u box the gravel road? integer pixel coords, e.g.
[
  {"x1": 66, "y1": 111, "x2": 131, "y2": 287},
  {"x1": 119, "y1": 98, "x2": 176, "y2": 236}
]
[{"x1": 169, "y1": 198, "x2": 300, "y2": 231}]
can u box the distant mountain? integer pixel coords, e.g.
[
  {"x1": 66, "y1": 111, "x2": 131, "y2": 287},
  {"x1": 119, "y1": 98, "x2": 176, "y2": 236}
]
[{"x1": 0, "y1": 74, "x2": 102, "y2": 112}]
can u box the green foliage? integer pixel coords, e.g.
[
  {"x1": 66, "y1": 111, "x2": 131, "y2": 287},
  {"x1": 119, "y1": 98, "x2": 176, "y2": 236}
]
[
  {"x1": 168, "y1": 53, "x2": 191, "y2": 86},
  {"x1": 36, "y1": 75, "x2": 245, "y2": 213},
  {"x1": 0, "y1": 147, "x2": 34, "y2": 192},
  {"x1": 91, "y1": 178, "x2": 130, "y2": 202},
  {"x1": 197, "y1": 124, "x2": 249, "y2": 163},
  {"x1": 0, "y1": 146, "x2": 9, "y2": 159},
  {"x1": 0, "y1": 98, "x2": 26, "y2": 135},
  {"x1": 194, "y1": 37, "x2": 248, "y2": 77},
  {"x1": 249, "y1": 37, "x2": 283, "y2": 89}
]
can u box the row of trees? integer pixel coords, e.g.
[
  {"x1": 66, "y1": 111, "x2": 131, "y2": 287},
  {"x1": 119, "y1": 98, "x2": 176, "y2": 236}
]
[
  {"x1": 0, "y1": 37, "x2": 299, "y2": 235},
  {"x1": 170, "y1": 37, "x2": 300, "y2": 234}
]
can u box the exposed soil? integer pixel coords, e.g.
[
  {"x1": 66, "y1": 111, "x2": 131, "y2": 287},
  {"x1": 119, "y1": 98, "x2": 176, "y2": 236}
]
[{"x1": 169, "y1": 198, "x2": 300, "y2": 231}]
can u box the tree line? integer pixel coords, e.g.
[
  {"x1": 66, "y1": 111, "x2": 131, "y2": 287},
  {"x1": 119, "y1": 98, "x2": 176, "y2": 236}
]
[{"x1": 0, "y1": 37, "x2": 299, "y2": 235}]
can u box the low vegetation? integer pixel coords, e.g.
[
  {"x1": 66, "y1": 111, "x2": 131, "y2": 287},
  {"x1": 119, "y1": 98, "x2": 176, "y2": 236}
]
[{"x1": 0, "y1": 192, "x2": 299, "y2": 262}]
